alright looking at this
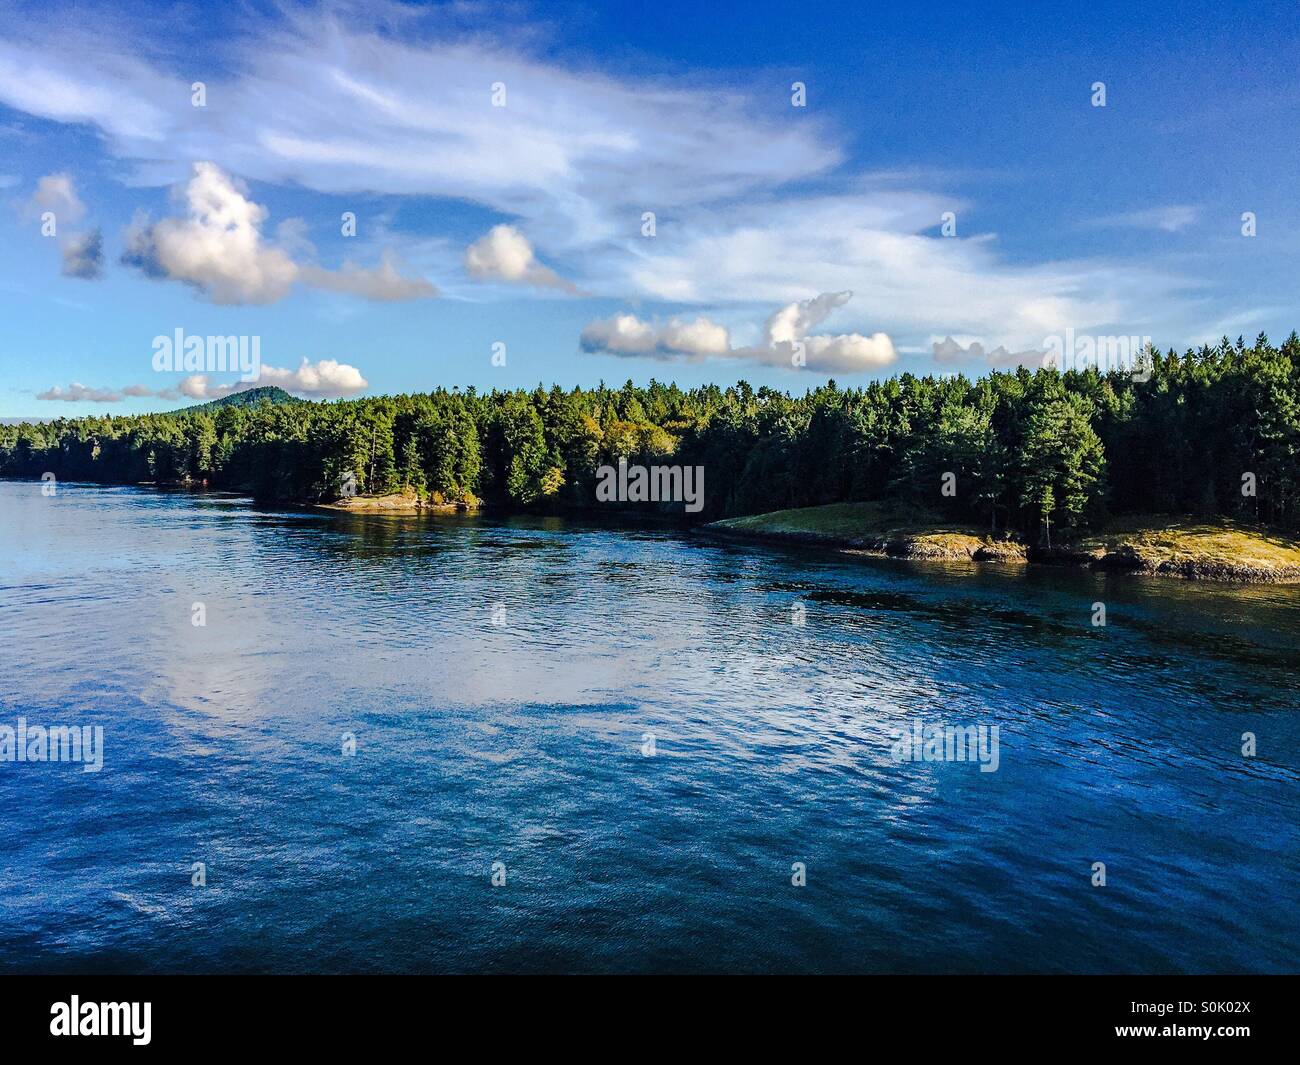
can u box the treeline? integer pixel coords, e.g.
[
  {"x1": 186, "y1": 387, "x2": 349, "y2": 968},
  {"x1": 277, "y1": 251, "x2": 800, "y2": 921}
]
[{"x1": 3, "y1": 334, "x2": 1299, "y2": 537}]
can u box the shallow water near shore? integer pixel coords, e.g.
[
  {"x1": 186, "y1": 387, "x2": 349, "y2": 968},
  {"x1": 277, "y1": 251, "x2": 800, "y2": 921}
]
[{"x1": 1, "y1": 480, "x2": 1297, "y2": 973}]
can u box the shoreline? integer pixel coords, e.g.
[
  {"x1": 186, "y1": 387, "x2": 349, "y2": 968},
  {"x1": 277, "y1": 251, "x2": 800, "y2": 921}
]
[
  {"x1": 314, "y1": 490, "x2": 474, "y2": 514},
  {"x1": 7, "y1": 477, "x2": 1299, "y2": 584},
  {"x1": 703, "y1": 505, "x2": 1300, "y2": 585}
]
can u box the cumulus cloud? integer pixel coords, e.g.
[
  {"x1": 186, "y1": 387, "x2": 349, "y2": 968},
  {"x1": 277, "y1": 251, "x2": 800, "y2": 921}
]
[
  {"x1": 155, "y1": 360, "x2": 368, "y2": 401},
  {"x1": 255, "y1": 358, "x2": 369, "y2": 398},
  {"x1": 120, "y1": 162, "x2": 299, "y2": 304},
  {"x1": 172, "y1": 358, "x2": 368, "y2": 400},
  {"x1": 24, "y1": 171, "x2": 84, "y2": 223},
  {"x1": 764, "y1": 290, "x2": 850, "y2": 346},
  {"x1": 39, "y1": 358, "x2": 370, "y2": 403},
  {"x1": 464, "y1": 224, "x2": 577, "y2": 292},
  {"x1": 61, "y1": 227, "x2": 103, "y2": 279},
  {"x1": 579, "y1": 313, "x2": 729, "y2": 359},
  {"x1": 581, "y1": 291, "x2": 896, "y2": 372},
  {"x1": 122, "y1": 162, "x2": 436, "y2": 304},
  {"x1": 793, "y1": 332, "x2": 898, "y2": 371}
]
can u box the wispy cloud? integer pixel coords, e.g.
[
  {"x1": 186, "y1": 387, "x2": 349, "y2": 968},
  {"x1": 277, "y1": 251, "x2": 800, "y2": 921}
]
[
  {"x1": 37, "y1": 382, "x2": 127, "y2": 402},
  {"x1": 0, "y1": 8, "x2": 1215, "y2": 347},
  {"x1": 1093, "y1": 205, "x2": 1201, "y2": 233},
  {"x1": 300, "y1": 250, "x2": 438, "y2": 302}
]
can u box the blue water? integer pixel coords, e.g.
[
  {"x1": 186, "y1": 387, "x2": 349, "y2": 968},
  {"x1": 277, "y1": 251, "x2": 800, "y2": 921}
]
[{"x1": 0, "y1": 481, "x2": 1297, "y2": 973}]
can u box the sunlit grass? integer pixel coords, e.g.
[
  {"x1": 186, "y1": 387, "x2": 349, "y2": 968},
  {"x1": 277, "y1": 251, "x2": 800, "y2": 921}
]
[
  {"x1": 1083, "y1": 515, "x2": 1300, "y2": 571},
  {"x1": 711, "y1": 505, "x2": 1300, "y2": 578},
  {"x1": 713, "y1": 501, "x2": 972, "y2": 538}
]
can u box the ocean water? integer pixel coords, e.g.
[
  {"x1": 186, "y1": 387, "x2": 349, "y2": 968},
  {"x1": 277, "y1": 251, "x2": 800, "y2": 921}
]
[{"x1": 0, "y1": 480, "x2": 1296, "y2": 973}]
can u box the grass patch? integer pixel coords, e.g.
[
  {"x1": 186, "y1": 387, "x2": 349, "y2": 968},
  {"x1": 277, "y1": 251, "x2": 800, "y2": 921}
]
[
  {"x1": 709, "y1": 502, "x2": 1005, "y2": 560},
  {"x1": 709, "y1": 505, "x2": 1300, "y2": 580},
  {"x1": 712, "y1": 501, "x2": 975, "y2": 539},
  {"x1": 1081, "y1": 515, "x2": 1300, "y2": 573}
]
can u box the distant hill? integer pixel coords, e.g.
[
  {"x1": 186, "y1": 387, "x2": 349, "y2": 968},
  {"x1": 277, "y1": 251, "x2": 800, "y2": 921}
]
[{"x1": 171, "y1": 386, "x2": 298, "y2": 415}]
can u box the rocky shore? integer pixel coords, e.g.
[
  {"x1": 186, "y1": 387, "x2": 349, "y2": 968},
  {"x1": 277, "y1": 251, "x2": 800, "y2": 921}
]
[{"x1": 703, "y1": 504, "x2": 1300, "y2": 584}]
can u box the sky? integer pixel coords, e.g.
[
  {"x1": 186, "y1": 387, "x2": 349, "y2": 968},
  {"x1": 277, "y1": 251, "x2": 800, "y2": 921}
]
[{"x1": 0, "y1": 0, "x2": 1297, "y2": 417}]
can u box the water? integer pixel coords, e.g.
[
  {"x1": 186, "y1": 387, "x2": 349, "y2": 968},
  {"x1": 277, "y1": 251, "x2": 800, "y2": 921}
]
[{"x1": 0, "y1": 480, "x2": 1297, "y2": 973}]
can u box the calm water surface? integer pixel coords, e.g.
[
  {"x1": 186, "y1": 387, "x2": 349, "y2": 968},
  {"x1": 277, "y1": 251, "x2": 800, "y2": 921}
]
[{"x1": 0, "y1": 481, "x2": 1297, "y2": 973}]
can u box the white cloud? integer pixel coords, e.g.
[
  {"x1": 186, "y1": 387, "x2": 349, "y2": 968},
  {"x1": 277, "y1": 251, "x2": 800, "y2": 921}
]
[
  {"x1": 581, "y1": 292, "x2": 897, "y2": 372},
  {"x1": 25, "y1": 171, "x2": 84, "y2": 223},
  {"x1": 580, "y1": 313, "x2": 729, "y2": 359},
  {"x1": 0, "y1": 14, "x2": 837, "y2": 252},
  {"x1": 255, "y1": 358, "x2": 369, "y2": 398},
  {"x1": 37, "y1": 382, "x2": 124, "y2": 402},
  {"x1": 764, "y1": 290, "x2": 852, "y2": 346},
  {"x1": 300, "y1": 249, "x2": 438, "y2": 301},
  {"x1": 659, "y1": 318, "x2": 732, "y2": 357},
  {"x1": 122, "y1": 163, "x2": 436, "y2": 304},
  {"x1": 1094, "y1": 205, "x2": 1201, "y2": 233},
  {"x1": 0, "y1": 12, "x2": 1215, "y2": 345},
  {"x1": 464, "y1": 224, "x2": 577, "y2": 292},
  {"x1": 0, "y1": 37, "x2": 172, "y2": 141},
  {"x1": 40, "y1": 358, "x2": 370, "y2": 404},
  {"x1": 609, "y1": 192, "x2": 1185, "y2": 348},
  {"x1": 122, "y1": 162, "x2": 298, "y2": 304},
  {"x1": 795, "y1": 332, "x2": 897, "y2": 372},
  {"x1": 175, "y1": 359, "x2": 369, "y2": 400}
]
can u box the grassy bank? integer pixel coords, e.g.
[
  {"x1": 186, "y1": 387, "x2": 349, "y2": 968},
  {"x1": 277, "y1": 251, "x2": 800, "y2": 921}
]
[
  {"x1": 706, "y1": 503, "x2": 1300, "y2": 582},
  {"x1": 1078, "y1": 516, "x2": 1300, "y2": 582},
  {"x1": 316, "y1": 489, "x2": 476, "y2": 513}
]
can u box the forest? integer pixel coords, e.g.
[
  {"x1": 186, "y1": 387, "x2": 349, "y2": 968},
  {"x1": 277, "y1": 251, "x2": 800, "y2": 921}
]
[{"x1": 3, "y1": 334, "x2": 1299, "y2": 540}]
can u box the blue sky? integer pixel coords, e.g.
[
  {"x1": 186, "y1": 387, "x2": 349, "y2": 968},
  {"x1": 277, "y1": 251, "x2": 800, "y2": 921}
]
[{"x1": 0, "y1": 0, "x2": 1297, "y2": 416}]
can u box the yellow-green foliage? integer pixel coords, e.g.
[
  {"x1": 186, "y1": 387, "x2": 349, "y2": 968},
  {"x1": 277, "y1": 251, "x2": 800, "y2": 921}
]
[
  {"x1": 1083, "y1": 516, "x2": 1300, "y2": 570},
  {"x1": 713, "y1": 501, "x2": 979, "y2": 540}
]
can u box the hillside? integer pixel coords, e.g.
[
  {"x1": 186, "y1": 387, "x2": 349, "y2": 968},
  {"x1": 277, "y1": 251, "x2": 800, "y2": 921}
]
[{"x1": 170, "y1": 386, "x2": 298, "y2": 415}]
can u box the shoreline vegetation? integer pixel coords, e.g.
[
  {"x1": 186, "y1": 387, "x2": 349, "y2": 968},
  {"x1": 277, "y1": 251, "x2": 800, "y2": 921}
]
[
  {"x1": 704, "y1": 502, "x2": 1300, "y2": 583},
  {"x1": 316, "y1": 488, "x2": 474, "y2": 513},
  {"x1": 6, "y1": 336, "x2": 1300, "y2": 583}
]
